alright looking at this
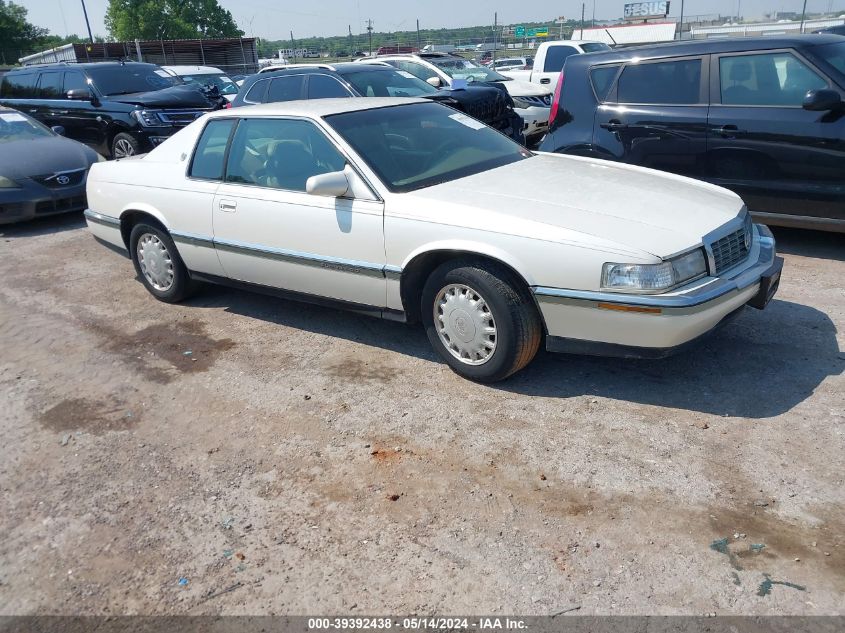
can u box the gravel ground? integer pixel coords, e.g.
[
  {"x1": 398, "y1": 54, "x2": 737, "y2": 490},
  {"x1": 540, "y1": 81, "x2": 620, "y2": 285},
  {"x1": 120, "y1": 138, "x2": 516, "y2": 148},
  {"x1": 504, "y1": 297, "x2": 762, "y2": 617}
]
[{"x1": 0, "y1": 214, "x2": 842, "y2": 616}]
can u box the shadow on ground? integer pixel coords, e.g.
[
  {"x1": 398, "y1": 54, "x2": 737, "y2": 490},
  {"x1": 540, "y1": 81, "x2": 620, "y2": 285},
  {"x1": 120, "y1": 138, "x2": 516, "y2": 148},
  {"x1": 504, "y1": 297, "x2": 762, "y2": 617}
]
[
  {"x1": 0, "y1": 212, "x2": 85, "y2": 238},
  {"x1": 771, "y1": 226, "x2": 845, "y2": 262},
  {"x1": 186, "y1": 283, "x2": 841, "y2": 419}
]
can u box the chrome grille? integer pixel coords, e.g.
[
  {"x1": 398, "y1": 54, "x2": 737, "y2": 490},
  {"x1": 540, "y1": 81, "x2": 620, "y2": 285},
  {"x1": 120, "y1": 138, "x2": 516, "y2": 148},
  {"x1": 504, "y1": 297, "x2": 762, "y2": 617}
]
[
  {"x1": 158, "y1": 110, "x2": 207, "y2": 126},
  {"x1": 711, "y1": 223, "x2": 751, "y2": 274},
  {"x1": 32, "y1": 169, "x2": 86, "y2": 188}
]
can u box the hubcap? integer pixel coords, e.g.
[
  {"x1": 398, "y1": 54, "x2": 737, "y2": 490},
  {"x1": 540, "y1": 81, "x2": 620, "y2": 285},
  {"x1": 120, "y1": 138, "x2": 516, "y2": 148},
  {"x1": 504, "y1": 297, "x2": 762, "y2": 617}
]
[
  {"x1": 114, "y1": 138, "x2": 136, "y2": 158},
  {"x1": 434, "y1": 283, "x2": 497, "y2": 365},
  {"x1": 137, "y1": 233, "x2": 174, "y2": 292}
]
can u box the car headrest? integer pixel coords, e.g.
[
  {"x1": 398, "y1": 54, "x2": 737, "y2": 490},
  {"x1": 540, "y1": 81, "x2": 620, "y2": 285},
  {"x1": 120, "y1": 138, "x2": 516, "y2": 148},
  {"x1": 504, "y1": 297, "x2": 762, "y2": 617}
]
[{"x1": 729, "y1": 61, "x2": 752, "y2": 82}]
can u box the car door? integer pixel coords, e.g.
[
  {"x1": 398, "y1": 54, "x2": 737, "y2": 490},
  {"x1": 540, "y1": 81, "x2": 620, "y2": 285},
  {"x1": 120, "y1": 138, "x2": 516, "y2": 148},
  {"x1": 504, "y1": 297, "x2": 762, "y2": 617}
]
[
  {"x1": 57, "y1": 70, "x2": 100, "y2": 145},
  {"x1": 707, "y1": 49, "x2": 845, "y2": 223},
  {"x1": 594, "y1": 55, "x2": 709, "y2": 179},
  {"x1": 33, "y1": 70, "x2": 64, "y2": 128},
  {"x1": 212, "y1": 116, "x2": 386, "y2": 307}
]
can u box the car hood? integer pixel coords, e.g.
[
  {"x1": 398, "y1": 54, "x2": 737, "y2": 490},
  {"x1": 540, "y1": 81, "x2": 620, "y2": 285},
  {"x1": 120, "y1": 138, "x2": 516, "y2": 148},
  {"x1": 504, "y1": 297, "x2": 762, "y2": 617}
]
[
  {"x1": 108, "y1": 84, "x2": 213, "y2": 108},
  {"x1": 0, "y1": 136, "x2": 97, "y2": 179},
  {"x1": 400, "y1": 153, "x2": 745, "y2": 259},
  {"x1": 496, "y1": 79, "x2": 551, "y2": 98}
]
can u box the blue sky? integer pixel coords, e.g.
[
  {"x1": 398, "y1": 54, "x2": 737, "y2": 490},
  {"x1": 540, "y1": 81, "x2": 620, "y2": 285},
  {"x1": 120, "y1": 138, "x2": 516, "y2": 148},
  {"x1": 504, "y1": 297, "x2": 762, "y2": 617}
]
[{"x1": 21, "y1": 0, "x2": 845, "y2": 40}]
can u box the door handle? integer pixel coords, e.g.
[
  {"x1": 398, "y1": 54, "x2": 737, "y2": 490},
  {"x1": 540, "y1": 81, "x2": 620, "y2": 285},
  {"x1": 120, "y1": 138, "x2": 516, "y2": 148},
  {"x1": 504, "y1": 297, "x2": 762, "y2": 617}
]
[
  {"x1": 28, "y1": 109, "x2": 38, "y2": 114},
  {"x1": 600, "y1": 120, "x2": 628, "y2": 131},
  {"x1": 715, "y1": 124, "x2": 744, "y2": 138},
  {"x1": 540, "y1": 78, "x2": 551, "y2": 84},
  {"x1": 219, "y1": 200, "x2": 237, "y2": 212}
]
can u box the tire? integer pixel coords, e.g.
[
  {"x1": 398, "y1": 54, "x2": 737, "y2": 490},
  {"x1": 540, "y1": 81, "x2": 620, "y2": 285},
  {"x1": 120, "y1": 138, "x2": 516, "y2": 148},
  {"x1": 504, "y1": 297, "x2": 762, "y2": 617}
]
[
  {"x1": 111, "y1": 132, "x2": 142, "y2": 158},
  {"x1": 129, "y1": 222, "x2": 196, "y2": 303},
  {"x1": 421, "y1": 259, "x2": 542, "y2": 383}
]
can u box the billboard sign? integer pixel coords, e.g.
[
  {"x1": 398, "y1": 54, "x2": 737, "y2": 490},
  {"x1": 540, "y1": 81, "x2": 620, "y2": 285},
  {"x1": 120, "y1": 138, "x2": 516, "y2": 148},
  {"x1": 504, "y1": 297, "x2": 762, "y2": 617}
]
[{"x1": 623, "y1": 1, "x2": 670, "y2": 20}]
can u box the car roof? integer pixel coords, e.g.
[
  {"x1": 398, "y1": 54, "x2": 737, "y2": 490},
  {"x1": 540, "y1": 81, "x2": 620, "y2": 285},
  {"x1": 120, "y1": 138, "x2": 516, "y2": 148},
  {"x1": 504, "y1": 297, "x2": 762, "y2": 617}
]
[
  {"x1": 214, "y1": 97, "x2": 428, "y2": 119},
  {"x1": 568, "y1": 34, "x2": 845, "y2": 65},
  {"x1": 161, "y1": 65, "x2": 224, "y2": 74},
  {"x1": 12, "y1": 60, "x2": 160, "y2": 72}
]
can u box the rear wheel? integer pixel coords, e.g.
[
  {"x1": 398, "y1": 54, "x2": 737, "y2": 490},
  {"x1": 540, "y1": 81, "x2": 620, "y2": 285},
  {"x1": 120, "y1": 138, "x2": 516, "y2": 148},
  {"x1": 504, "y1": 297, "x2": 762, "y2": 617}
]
[
  {"x1": 421, "y1": 259, "x2": 542, "y2": 382},
  {"x1": 129, "y1": 223, "x2": 195, "y2": 303}
]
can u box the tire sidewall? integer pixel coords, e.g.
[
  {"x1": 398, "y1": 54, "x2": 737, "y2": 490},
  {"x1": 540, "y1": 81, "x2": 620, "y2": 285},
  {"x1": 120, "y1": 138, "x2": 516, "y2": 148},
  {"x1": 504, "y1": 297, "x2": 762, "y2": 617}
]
[
  {"x1": 112, "y1": 133, "x2": 141, "y2": 158},
  {"x1": 422, "y1": 263, "x2": 522, "y2": 382},
  {"x1": 129, "y1": 223, "x2": 190, "y2": 302}
]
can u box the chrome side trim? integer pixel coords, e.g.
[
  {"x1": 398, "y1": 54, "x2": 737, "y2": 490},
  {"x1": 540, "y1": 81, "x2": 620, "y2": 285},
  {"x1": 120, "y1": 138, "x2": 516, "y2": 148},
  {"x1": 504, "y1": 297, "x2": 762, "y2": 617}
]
[
  {"x1": 171, "y1": 231, "x2": 214, "y2": 248},
  {"x1": 84, "y1": 209, "x2": 120, "y2": 228},
  {"x1": 384, "y1": 265, "x2": 403, "y2": 280},
  {"x1": 212, "y1": 237, "x2": 388, "y2": 279},
  {"x1": 535, "y1": 224, "x2": 776, "y2": 311}
]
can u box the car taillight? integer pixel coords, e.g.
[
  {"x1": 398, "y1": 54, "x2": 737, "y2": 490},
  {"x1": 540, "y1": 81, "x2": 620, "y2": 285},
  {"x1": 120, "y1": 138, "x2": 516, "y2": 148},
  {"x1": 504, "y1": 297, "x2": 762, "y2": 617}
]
[
  {"x1": 225, "y1": 102, "x2": 232, "y2": 109},
  {"x1": 549, "y1": 70, "x2": 564, "y2": 127}
]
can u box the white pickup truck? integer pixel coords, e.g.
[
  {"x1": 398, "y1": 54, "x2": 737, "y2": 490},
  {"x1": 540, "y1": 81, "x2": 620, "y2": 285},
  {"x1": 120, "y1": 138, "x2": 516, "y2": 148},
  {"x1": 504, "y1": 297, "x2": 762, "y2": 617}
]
[{"x1": 501, "y1": 40, "x2": 610, "y2": 87}]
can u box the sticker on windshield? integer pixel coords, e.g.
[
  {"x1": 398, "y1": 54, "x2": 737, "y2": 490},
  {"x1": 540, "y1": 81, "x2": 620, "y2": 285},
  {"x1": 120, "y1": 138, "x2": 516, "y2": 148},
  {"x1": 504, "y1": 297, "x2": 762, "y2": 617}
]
[
  {"x1": 0, "y1": 112, "x2": 26, "y2": 122},
  {"x1": 449, "y1": 113, "x2": 486, "y2": 130},
  {"x1": 397, "y1": 71, "x2": 416, "y2": 79}
]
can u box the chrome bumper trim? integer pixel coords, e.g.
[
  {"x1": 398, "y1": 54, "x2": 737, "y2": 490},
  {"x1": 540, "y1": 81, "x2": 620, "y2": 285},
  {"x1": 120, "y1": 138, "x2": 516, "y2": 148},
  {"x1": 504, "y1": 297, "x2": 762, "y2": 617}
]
[
  {"x1": 534, "y1": 224, "x2": 776, "y2": 311},
  {"x1": 83, "y1": 209, "x2": 120, "y2": 228}
]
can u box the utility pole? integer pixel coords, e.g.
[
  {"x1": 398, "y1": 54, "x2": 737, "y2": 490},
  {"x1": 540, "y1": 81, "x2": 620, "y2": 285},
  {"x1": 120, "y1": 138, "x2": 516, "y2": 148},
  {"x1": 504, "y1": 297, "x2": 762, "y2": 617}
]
[
  {"x1": 80, "y1": 0, "x2": 94, "y2": 43},
  {"x1": 492, "y1": 12, "x2": 497, "y2": 66},
  {"x1": 416, "y1": 19, "x2": 421, "y2": 51},
  {"x1": 348, "y1": 24, "x2": 353, "y2": 57},
  {"x1": 592, "y1": 0, "x2": 596, "y2": 27},
  {"x1": 581, "y1": 3, "x2": 586, "y2": 35},
  {"x1": 366, "y1": 19, "x2": 373, "y2": 56},
  {"x1": 290, "y1": 30, "x2": 296, "y2": 63},
  {"x1": 678, "y1": 0, "x2": 684, "y2": 40},
  {"x1": 800, "y1": 0, "x2": 809, "y2": 32}
]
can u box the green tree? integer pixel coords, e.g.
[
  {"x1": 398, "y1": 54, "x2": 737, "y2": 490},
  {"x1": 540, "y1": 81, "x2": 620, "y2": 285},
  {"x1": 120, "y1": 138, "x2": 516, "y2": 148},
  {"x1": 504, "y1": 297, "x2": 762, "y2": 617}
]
[
  {"x1": 0, "y1": 0, "x2": 48, "y2": 61},
  {"x1": 104, "y1": 0, "x2": 243, "y2": 41}
]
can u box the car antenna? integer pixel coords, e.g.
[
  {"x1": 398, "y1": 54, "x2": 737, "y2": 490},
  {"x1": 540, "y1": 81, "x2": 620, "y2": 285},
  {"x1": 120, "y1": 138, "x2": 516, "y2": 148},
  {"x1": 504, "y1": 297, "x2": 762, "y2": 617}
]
[{"x1": 604, "y1": 29, "x2": 617, "y2": 46}]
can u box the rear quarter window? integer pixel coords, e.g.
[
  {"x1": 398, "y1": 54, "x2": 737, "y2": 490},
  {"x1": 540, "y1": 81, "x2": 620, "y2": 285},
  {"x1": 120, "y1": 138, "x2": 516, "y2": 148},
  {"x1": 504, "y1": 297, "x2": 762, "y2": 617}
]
[
  {"x1": 0, "y1": 73, "x2": 38, "y2": 98},
  {"x1": 590, "y1": 65, "x2": 620, "y2": 101},
  {"x1": 189, "y1": 119, "x2": 236, "y2": 180}
]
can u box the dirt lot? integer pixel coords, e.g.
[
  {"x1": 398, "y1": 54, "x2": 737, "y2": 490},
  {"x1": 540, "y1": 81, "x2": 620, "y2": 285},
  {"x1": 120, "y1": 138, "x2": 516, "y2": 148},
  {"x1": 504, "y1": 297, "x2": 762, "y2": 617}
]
[{"x1": 0, "y1": 215, "x2": 842, "y2": 616}]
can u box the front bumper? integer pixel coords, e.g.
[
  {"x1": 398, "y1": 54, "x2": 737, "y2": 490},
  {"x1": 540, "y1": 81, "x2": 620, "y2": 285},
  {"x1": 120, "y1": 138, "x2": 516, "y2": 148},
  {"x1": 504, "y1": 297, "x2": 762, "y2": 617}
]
[
  {"x1": 534, "y1": 224, "x2": 782, "y2": 358},
  {"x1": 0, "y1": 180, "x2": 87, "y2": 225},
  {"x1": 514, "y1": 105, "x2": 550, "y2": 142}
]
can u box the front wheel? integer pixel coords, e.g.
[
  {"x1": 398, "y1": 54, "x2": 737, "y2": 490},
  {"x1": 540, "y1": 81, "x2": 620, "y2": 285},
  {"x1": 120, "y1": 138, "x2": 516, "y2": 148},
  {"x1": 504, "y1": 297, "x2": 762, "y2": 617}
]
[
  {"x1": 421, "y1": 260, "x2": 542, "y2": 382},
  {"x1": 111, "y1": 132, "x2": 142, "y2": 158},
  {"x1": 129, "y1": 223, "x2": 196, "y2": 303}
]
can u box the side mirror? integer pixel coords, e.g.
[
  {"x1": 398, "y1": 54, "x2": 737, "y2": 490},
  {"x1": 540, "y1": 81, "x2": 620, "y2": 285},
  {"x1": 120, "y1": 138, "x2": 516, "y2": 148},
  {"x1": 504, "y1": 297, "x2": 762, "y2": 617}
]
[
  {"x1": 802, "y1": 89, "x2": 843, "y2": 111},
  {"x1": 426, "y1": 76, "x2": 442, "y2": 88},
  {"x1": 51, "y1": 125, "x2": 66, "y2": 136},
  {"x1": 66, "y1": 88, "x2": 93, "y2": 101},
  {"x1": 306, "y1": 170, "x2": 349, "y2": 197}
]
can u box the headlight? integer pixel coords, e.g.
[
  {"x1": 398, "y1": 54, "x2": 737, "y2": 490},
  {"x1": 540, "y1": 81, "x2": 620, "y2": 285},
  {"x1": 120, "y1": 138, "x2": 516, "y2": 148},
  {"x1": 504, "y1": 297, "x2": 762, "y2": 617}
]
[
  {"x1": 602, "y1": 248, "x2": 707, "y2": 293},
  {"x1": 511, "y1": 96, "x2": 532, "y2": 109},
  {"x1": 132, "y1": 110, "x2": 164, "y2": 127},
  {"x1": 0, "y1": 176, "x2": 19, "y2": 188}
]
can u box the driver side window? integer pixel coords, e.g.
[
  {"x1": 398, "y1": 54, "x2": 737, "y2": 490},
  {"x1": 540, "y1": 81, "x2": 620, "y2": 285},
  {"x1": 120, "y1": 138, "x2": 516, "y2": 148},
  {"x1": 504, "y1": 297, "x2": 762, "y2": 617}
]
[{"x1": 225, "y1": 118, "x2": 347, "y2": 193}]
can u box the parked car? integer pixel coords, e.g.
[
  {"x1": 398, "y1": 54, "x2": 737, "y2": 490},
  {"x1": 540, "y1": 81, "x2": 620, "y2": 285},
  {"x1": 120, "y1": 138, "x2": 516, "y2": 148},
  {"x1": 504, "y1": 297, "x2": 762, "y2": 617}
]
[
  {"x1": 377, "y1": 45, "x2": 418, "y2": 55},
  {"x1": 490, "y1": 56, "x2": 534, "y2": 71},
  {"x1": 540, "y1": 35, "x2": 845, "y2": 232},
  {"x1": 0, "y1": 106, "x2": 101, "y2": 224},
  {"x1": 360, "y1": 53, "x2": 552, "y2": 145},
  {"x1": 813, "y1": 25, "x2": 845, "y2": 35},
  {"x1": 422, "y1": 44, "x2": 458, "y2": 54},
  {"x1": 500, "y1": 40, "x2": 610, "y2": 86},
  {"x1": 84, "y1": 98, "x2": 782, "y2": 382},
  {"x1": 161, "y1": 65, "x2": 239, "y2": 101},
  {"x1": 231, "y1": 63, "x2": 525, "y2": 143},
  {"x1": 0, "y1": 61, "x2": 218, "y2": 158}
]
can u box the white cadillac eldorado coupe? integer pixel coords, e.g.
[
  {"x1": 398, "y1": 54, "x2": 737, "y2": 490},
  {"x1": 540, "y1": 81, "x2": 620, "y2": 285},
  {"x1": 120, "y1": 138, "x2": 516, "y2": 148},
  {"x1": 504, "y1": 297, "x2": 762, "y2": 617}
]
[{"x1": 85, "y1": 98, "x2": 783, "y2": 382}]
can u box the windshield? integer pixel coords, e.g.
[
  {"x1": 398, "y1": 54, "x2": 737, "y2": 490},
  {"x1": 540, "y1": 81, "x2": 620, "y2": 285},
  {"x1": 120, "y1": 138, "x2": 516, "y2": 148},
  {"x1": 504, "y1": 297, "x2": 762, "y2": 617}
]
[
  {"x1": 811, "y1": 42, "x2": 845, "y2": 78},
  {"x1": 179, "y1": 73, "x2": 239, "y2": 95},
  {"x1": 326, "y1": 102, "x2": 531, "y2": 193},
  {"x1": 429, "y1": 57, "x2": 510, "y2": 83},
  {"x1": 86, "y1": 65, "x2": 180, "y2": 96},
  {"x1": 340, "y1": 68, "x2": 438, "y2": 97},
  {"x1": 0, "y1": 110, "x2": 53, "y2": 142}
]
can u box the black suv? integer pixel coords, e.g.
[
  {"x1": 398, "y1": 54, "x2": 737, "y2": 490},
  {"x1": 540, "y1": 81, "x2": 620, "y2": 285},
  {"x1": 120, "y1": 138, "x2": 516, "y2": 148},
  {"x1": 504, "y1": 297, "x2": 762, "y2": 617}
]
[
  {"x1": 0, "y1": 61, "x2": 217, "y2": 158},
  {"x1": 232, "y1": 63, "x2": 526, "y2": 144},
  {"x1": 541, "y1": 35, "x2": 845, "y2": 232}
]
